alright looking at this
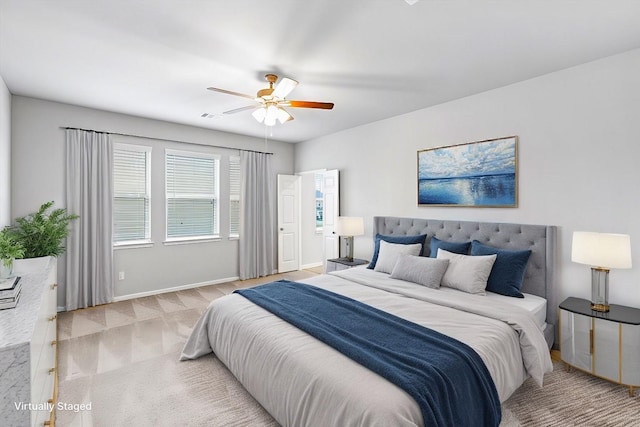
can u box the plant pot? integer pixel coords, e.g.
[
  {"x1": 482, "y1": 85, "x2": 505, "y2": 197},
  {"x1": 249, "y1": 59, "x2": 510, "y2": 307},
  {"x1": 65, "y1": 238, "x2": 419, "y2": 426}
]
[{"x1": 0, "y1": 257, "x2": 14, "y2": 279}]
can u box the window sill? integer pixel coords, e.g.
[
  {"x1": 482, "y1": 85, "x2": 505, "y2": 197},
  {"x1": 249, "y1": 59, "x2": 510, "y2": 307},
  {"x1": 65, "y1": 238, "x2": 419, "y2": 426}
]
[
  {"x1": 163, "y1": 237, "x2": 221, "y2": 246},
  {"x1": 114, "y1": 241, "x2": 154, "y2": 250}
]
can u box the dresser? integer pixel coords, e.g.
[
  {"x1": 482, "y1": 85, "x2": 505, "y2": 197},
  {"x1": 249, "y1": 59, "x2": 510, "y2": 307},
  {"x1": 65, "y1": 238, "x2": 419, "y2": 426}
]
[
  {"x1": 560, "y1": 297, "x2": 640, "y2": 397},
  {"x1": 0, "y1": 257, "x2": 58, "y2": 426}
]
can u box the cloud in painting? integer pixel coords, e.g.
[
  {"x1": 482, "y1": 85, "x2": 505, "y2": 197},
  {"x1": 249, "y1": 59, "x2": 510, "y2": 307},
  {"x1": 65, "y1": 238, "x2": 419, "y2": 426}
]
[{"x1": 418, "y1": 138, "x2": 516, "y2": 180}]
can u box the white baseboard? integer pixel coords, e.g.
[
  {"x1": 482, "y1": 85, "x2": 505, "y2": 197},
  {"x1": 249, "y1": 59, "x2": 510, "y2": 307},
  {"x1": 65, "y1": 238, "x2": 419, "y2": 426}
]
[{"x1": 113, "y1": 276, "x2": 240, "y2": 302}]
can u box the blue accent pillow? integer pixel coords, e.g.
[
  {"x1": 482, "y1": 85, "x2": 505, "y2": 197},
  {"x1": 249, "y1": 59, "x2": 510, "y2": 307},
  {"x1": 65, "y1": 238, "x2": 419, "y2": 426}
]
[
  {"x1": 429, "y1": 237, "x2": 471, "y2": 258},
  {"x1": 470, "y1": 240, "x2": 531, "y2": 298},
  {"x1": 368, "y1": 234, "x2": 428, "y2": 269}
]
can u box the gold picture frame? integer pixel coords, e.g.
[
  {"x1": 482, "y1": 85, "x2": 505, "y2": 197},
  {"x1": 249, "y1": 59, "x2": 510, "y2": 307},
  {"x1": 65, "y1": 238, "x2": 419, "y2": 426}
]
[{"x1": 417, "y1": 136, "x2": 518, "y2": 207}]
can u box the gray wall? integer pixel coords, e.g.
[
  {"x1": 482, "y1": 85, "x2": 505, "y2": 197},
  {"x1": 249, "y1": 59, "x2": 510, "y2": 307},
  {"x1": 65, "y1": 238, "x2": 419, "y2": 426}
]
[
  {"x1": 295, "y1": 48, "x2": 640, "y2": 309},
  {"x1": 11, "y1": 96, "x2": 294, "y2": 309},
  {"x1": 0, "y1": 76, "x2": 10, "y2": 228}
]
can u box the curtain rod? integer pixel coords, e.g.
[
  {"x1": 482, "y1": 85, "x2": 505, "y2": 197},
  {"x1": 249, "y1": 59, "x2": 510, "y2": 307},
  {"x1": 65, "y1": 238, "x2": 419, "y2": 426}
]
[{"x1": 60, "y1": 126, "x2": 274, "y2": 155}]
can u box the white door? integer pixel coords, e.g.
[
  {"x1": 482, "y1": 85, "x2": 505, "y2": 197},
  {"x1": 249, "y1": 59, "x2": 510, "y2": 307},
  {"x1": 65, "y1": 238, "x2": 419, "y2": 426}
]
[
  {"x1": 322, "y1": 169, "x2": 340, "y2": 266},
  {"x1": 277, "y1": 174, "x2": 300, "y2": 273}
]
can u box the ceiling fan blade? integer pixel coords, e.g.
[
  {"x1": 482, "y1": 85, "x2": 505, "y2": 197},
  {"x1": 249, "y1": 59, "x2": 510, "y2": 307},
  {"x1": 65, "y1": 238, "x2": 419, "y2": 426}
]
[
  {"x1": 278, "y1": 107, "x2": 294, "y2": 123},
  {"x1": 287, "y1": 100, "x2": 334, "y2": 110},
  {"x1": 223, "y1": 105, "x2": 257, "y2": 114},
  {"x1": 272, "y1": 77, "x2": 298, "y2": 99},
  {"x1": 207, "y1": 87, "x2": 255, "y2": 100}
]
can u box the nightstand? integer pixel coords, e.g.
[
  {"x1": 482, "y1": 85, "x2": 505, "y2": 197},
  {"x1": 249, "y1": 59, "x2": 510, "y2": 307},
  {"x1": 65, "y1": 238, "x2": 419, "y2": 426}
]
[
  {"x1": 325, "y1": 258, "x2": 368, "y2": 273},
  {"x1": 559, "y1": 297, "x2": 640, "y2": 397}
]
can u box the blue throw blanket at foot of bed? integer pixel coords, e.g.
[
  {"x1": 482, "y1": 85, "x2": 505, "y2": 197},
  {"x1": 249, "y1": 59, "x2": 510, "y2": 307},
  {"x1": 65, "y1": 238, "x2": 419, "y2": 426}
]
[{"x1": 234, "y1": 280, "x2": 501, "y2": 427}]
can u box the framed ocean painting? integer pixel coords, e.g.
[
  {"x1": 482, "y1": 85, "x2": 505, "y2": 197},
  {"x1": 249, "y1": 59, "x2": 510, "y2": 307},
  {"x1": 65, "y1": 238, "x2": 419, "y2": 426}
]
[{"x1": 417, "y1": 136, "x2": 518, "y2": 207}]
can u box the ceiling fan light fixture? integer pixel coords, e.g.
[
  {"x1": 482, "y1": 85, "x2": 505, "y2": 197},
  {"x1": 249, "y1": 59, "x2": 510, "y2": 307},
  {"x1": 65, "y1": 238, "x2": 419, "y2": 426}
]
[
  {"x1": 252, "y1": 107, "x2": 267, "y2": 123},
  {"x1": 259, "y1": 104, "x2": 278, "y2": 126},
  {"x1": 265, "y1": 104, "x2": 279, "y2": 121},
  {"x1": 264, "y1": 115, "x2": 277, "y2": 127}
]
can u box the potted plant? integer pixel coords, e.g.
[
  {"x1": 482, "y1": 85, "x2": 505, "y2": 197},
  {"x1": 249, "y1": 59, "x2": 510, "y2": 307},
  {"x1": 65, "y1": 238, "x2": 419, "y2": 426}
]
[
  {"x1": 0, "y1": 228, "x2": 25, "y2": 279},
  {"x1": 6, "y1": 201, "x2": 79, "y2": 258}
]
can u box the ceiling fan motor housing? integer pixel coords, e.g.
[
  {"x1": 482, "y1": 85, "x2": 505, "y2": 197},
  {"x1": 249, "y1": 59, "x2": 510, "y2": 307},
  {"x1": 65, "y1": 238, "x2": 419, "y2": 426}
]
[
  {"x1": 257, "y1": 87, "x2": 274, "y2": 99},
  {"x1": 257, "y1": 74, "x2": 278, "y2": 99}
]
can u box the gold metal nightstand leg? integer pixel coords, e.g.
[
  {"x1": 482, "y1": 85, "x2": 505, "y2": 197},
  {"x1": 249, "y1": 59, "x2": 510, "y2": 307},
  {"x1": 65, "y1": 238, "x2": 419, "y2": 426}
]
[{"x1": 630, "y1": 386, "x2": 635, "y2": 398}]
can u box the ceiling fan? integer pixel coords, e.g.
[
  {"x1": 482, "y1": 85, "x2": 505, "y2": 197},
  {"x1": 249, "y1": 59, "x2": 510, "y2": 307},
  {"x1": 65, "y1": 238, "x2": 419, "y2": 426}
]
[{"x1": 207, "y1": 74, "x2": 334, "y2": 126}]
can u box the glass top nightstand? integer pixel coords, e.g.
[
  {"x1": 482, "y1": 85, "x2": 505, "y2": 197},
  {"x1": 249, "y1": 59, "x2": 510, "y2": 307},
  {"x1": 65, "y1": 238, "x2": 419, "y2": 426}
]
[
  {"x1": 559, "y1": 297, "x2": 640, "y2": 397},
  {"x1": 559, "y1": 297, "x2": 640, "y2": 325},
  {"x1": 325, "y1": 258, "x2": 368, "y2": 273}
]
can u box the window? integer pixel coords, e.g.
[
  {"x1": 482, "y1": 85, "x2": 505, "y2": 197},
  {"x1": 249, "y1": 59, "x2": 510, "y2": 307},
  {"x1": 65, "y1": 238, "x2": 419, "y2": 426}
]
[
  {"x1": 165, "y1": 149, "x2": 220, "y2": 240},
  {"x1": 113, "y1": 144, "x2": 151, "y2": 244},
  {"x1": 229, "y1": 156, "x2": 241, "y2": 238},
  {"x1": 315, "y1": 173, "x2": 323, "y2": 232}
]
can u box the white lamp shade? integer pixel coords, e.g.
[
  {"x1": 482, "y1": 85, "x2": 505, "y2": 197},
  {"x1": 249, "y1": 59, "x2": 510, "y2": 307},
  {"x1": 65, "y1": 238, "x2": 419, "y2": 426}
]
[
  {"x1": 335, "y1": 217, "x2": 364, "y2": 237},
  {"x1": 572, "y1": 231, "x2": 632, "y2": 269}
]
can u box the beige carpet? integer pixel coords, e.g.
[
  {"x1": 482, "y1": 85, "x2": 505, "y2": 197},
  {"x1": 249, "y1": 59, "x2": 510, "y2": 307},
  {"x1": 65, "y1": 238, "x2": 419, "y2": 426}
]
[
  {"x1": 503, "y1": 362, "x2": 640, "y2": 426},
  {"x1": 56, "y1": 272, "x2": 639, "y2": 426}
]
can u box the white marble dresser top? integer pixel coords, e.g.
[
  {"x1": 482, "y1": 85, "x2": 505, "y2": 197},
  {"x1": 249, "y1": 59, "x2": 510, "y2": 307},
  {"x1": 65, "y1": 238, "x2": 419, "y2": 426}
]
[{"x1": 0, "y1": 256, "x2": 54, "y2": 349}]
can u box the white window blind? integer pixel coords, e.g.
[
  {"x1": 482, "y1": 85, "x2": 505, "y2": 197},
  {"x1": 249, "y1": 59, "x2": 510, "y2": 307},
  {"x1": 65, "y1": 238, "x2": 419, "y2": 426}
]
[
  {"x1": 166, "y1": 150, "x2": 220, "y2": 239},
  {"x1": 229, "y1": 156, "x2": 241, "y2": 238},
  {"x1": 113, "y1": 144, "x2": 151, "y2": 244}
]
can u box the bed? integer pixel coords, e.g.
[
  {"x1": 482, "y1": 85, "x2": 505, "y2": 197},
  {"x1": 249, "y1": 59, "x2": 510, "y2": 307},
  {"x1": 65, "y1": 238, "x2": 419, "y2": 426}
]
[{"x1": 181, "y1": 217, "x2": 557, "y2": 426}]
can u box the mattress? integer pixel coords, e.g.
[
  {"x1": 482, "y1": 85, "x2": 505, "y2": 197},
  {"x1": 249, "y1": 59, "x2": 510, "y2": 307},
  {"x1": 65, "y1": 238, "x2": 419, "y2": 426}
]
[{"x1": 486, "y1": 290, "x2": 547, "y2": 329}]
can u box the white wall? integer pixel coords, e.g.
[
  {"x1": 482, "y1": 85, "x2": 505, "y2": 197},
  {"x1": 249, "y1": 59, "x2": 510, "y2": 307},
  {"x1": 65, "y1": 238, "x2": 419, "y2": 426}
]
[
  {"x1": 295, "y1": 48, "x2": 640, "y2": 309},
  {"x1": 11, "y1": 96, "x2": 294, "y2": 309},
  {"x1": 0, "y1": 75, "x2": 10, "y2": 228}
]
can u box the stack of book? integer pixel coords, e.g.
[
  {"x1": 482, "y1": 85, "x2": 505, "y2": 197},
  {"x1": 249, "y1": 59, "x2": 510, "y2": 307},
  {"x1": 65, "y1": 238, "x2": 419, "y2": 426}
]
[{"x1": 0, "y1": 276, "x2": 22, "y2": 310}]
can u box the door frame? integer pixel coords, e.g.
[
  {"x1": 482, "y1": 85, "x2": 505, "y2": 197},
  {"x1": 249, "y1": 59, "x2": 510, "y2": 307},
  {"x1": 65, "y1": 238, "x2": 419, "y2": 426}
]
[{"x1": 294, "y1": 169, "x2": 339, "y2": 271}]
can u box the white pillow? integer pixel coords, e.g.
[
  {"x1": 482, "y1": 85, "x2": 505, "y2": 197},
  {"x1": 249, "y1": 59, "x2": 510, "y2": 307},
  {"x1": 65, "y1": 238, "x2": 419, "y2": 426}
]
[
  {"x1": 390, "y1": 255, "x2": 450, "y2": 289},
  {"x1": 436, "y1": 249, "x2": 497, "y2": 295},
  {"x1": 374, "y1": 240, "x2": 422, "y2": 274}
]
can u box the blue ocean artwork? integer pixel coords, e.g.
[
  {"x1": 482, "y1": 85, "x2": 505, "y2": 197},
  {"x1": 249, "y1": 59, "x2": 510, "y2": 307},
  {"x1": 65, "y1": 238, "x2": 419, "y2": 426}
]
[{"x1": 418, "y1": 137, "x2": 517, "y2": 207}]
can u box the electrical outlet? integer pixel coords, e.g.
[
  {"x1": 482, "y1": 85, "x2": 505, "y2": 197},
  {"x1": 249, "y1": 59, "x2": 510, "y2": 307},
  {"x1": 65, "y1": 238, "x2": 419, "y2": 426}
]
[{"x1": 118, "y1": 271, "x2": 125, "y2": 281}]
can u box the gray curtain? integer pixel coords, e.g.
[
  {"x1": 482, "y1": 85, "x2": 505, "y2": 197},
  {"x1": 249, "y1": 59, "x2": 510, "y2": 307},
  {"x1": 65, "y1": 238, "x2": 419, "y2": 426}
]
[
  {"x1": 239, "y1": 151, "x2": 275, "y2": 280},
  {"x1": 65, "y1": 129, "x2": 114, "y2": 310}
]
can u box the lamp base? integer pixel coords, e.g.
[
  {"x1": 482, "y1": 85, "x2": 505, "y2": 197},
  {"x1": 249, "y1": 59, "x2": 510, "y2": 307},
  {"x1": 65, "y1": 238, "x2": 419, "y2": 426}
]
[
  {"x1": 590, "y1": 303, "x2": 610, "y2": 312},
  {"x1": 344, "y1": 236, "x2": 354, "y2": 262},
  {"x1": 590, "y1": 267, "x2": 610, "y2": 313}
]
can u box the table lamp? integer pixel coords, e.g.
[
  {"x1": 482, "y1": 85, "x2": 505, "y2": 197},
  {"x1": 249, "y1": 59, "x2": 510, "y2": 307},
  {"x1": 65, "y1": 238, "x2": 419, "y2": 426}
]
[
  {"x1": 335, "y1": 217, "x2": 364, "y2": 262},
  {"x1": 571, "y1": 231, "x2": 632, "y2": 312}
]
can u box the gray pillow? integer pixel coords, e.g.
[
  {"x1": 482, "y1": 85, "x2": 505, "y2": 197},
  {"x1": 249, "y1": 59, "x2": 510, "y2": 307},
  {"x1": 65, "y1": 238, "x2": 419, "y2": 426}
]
[
  {"x1": 373, "y1": 240, "x2": 422, "y2": 274},
  {"x1": 436, "y1": 249, "x2": 497, "y2": 295},
  {"x1": 390, "y1": 255, "x2": 450, "y2": 289}
]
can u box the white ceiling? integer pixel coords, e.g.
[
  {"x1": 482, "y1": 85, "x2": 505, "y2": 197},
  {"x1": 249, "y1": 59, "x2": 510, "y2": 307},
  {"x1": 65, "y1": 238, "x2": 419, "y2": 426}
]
[{"x1": 1, "y1": 1, "x2": 640, "y2": 143}]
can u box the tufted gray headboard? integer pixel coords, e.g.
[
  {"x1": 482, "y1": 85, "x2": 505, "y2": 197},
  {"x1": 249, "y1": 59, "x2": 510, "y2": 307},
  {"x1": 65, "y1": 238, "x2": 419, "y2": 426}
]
[{"x1": 373, "y1": 216, "x2": 557, "y2": 348}]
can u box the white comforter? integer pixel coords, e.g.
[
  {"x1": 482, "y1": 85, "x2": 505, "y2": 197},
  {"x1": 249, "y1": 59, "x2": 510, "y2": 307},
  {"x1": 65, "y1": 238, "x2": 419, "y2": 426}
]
[{"x1": 181, "y1": 268, "x2": 552, "y2": 427}]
